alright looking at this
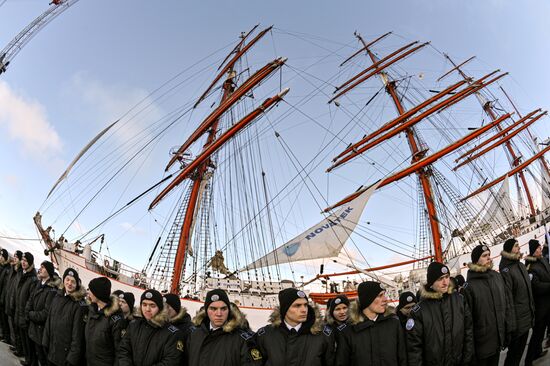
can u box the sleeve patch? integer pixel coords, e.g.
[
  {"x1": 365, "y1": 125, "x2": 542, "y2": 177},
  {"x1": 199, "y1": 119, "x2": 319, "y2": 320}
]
[
  {"x1": 405, "y1": 318, "x2": 415, "y2": 331},
  {"x1": 239, "y1": 329, "x2": 253, "y2": 341},
  {"x1": 257, "y1": 327, "x2": 266, "y2": 336},
  {"x1": 167, "y1": 325, "x2": 179, "y2": 333},
  {"x1": 250, "y1": 348, "x2": 262, "y2": 361},
  {"x1": 323, "y1": 325, "x2": 333, "y2": 336},
  {"x1": 411, "y1": 304, "x2": 421, "y2": 313}
]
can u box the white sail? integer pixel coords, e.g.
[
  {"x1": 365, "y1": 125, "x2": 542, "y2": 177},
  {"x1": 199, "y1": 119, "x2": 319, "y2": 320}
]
[
  {"x1": 242, "y1": 181, "x2": 380, "y2": 271},
  {"x1": 538, "y1": 151, "x2": 550, "y2": 210},
  {"x1": 479, "y1": 175, "x2": 515, "y2": 231}
]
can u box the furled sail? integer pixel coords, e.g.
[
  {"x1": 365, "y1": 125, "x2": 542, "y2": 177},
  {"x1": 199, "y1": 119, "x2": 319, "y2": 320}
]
[
  {"x1": 47, "y1": 120, "x2": 118, "y2": 198},
  {"x1": 241, "y1": 181, "x2": 380, "y2": 271}
]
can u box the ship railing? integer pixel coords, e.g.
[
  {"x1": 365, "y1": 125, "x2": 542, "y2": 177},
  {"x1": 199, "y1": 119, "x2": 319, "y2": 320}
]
[{"x1": 86, "y1": 250, "x2": 149, "y2": 289}]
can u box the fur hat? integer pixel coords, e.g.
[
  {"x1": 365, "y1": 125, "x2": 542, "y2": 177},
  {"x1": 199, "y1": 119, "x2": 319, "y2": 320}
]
[
  {"x1": 41, "y1": 261, "x2": 55, "y2": 279},
  {"x1": 118, "y1": 292, "x2": 135, "y2": 310},
  {"x1": 529, "y1": 239, "x2": 541, "y2": 256},
  {"x1": 205, "y1": 289, "x2": 231, "y2": 311},
  {"x1": 398, "y1": 291, "x2": 416, "y2": 309},
  {"x1": 503, "y1": 238, "x2": 517, "y2": 253},
  {"x1": 88, "y1": 277, "x2": 111, "y2": 303},
  {"x1": 328, "y1": 295, "x2": 350, "y2": 317},
  {"x1": 278, "y1": 288, "x2": 308, "y2": 320},
  {"x1": 357, "y1": 281, "x2": 384, "y2": 310},
  {"x1": 426, "y1": 262, "x2": 449, "y2": 288},
  {"x1": 63, "y1": 268, "x2": 81, "y2": 289},
  {"x1": 164, "y1": 293, "x2": 181, "y2": 313},
  {"x1": 22, "y1": 252, "x2": 34, "y2": 266},
  {"x1": 471, "y1": 244, "x2": 490, "y2": 264},
  {"x1": 141, "y1": 289, "x2": 164, "y2": 310}
]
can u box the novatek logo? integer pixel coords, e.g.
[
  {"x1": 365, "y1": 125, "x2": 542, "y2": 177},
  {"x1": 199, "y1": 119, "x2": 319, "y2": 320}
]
[{"x1": 305, "y1": 207, "x2": 354, "y2": 240}]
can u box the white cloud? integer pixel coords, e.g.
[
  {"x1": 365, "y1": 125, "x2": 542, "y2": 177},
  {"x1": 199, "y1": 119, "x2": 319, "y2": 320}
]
[
  {"x1": 0, "y1": 81, "x2": 63, "y2": 159},
  {"x1": 119, "y1": 222, "x2": 146, "y2": 236}
]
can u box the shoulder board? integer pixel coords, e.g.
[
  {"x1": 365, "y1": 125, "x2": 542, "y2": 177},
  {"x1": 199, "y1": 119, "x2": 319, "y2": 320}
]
[
  {"x1": 411, "y1": 304, "x2": 421, "y2": 313},
  {"x1": 79, "y1": 300, "x2": 88, "y2": 307},
  {"x1": 501, "y1": 267, "x2": 510, "y2": 273},
  {"x1": 111, "y1": 314, "x2": 122, "y2": 323},
  {"x1": 239, "y1": 329, "x2": 254, "y2": 341},
  {"x1": 336, "y1": 323, "x2": 347, "y2": 332},
  {"x1": 257, "y1": 327, "x2": 266, "y2": 336},
  {"x1": 167, "y1": 325, "x2": 179, "y2": 333},
  {"x1": 462, "y1": 282, "x2": 469, "y2": 289},
  {"x1": 323, "y1": 325, "x2": 333, "y2": 336},
  {"x1": 189, "y1": 325, "x2": 198, "y2": 333}
]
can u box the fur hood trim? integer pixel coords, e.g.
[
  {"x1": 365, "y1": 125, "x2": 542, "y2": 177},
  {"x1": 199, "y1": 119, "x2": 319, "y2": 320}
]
[
  {"x1": 139, "y1": 307, "x2": 169, "y2": 328},
  {"x1": 348, "y1": 299, "x2": 395, "y2": 325},
  {"x1": 467, "y1": 262, "x2": 490, "y2": 273},
  {"x1": 60, "y1": 285, "x2": 87, "y2": 301},
  {"x1": 268, "y1": 304, "x2": 323, "y2": 335},
  {"x1": 419, "y1": 281, "x2": 454, "y2": 300},
  {"x1": 46, "y1": 275, "x2": 62, "y2": 289},
  {"x1": 103, "y1": 295, "x2": 120, "y2": 317},
  {"x1": 170, "y1": 307, "x2": 189, "y2": 323},
  {"x1": 524, "y1": 255, "x2": 538, "y2": 263},
  {"x1": 192, "y1": 303, "x2": 247, "y2": 333},
  {"x1": 23, "y1": 263, "x2": 35, "y2": 274},
  {"x1": 501, "y1": 251, "x2": 521, "y2": 261},
  {"x1": 325, "y1": 307, "x2": 337, "y2": 326}
]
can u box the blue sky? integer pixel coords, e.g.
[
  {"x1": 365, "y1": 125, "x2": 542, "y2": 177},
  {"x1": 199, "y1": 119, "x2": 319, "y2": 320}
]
[{"x1": 1, "y1": 0, "x2": 550, "y2": 277}]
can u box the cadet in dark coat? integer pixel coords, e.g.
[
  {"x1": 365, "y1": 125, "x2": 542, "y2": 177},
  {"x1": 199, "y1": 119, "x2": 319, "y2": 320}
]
[
  {"x1": 325, "y1": 294, "x2": 350, "y2": 330},
  {"x1": 118, "y1": 289, "x2": 184, "y2": 366},
  {"x1": 186, "y1": 289, "x2": 263, "y2": 366},
  {"x1": 85, "y1": 277, "x2": 124, "y2": 366},
  {"x1": 524, "y1": 239, "x2": 550, "y2": 365},
  {"x1": 42, "y1": 267, "x2": 88, "y2": 366},
  {"x1": 5, "y1": 250, "x2": 23, "y2": 355},
  {"x1": 335, "y1": 281, "x2": 406, "y2": 366},
  {"x1": 0, "y1": 249, "x2": 12, "y2": 343},
  {"x1": 116, "y1": 291, "x2": 136, "y2": 336},
  {"x1": 256, "y1": 288, "x2": 335, "y2": 366},
  {"x1": 406, "y1": 262, "x2": 474, "y2": 366},
  {"x1": 15, "y1": 252, "x2": 38, "y2": 366},
  {"x1": 164, "y1": 293, "x2": 193, "y2": 339},
  {"x1": 463, "y1": 244, "x2": 514, "y2": 366},
  {"x1": 499, "y1": 238, "x2": 535, "y2": 366},
  {"x1": 26, "y1": 261, "x2": 60, "y2": 366},
  {"x1": 395, "y1": 291, "x2": 416, "y2": 330}
]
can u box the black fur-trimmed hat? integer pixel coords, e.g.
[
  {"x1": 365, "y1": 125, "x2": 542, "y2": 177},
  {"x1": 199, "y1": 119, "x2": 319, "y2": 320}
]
[
  {"x1": 63, "y1": 268, "x2": 81, "y2": 289},
  {"x1": 426, "y1": 262, "x2": 449, "y2": 288},
  {"x1": 328, "y1": 295, "x2": 350, "y2": 316},
  {"x1": 357, "y1": 281, "x2": 384, "y2": 310},
  {"x1": 397, "y1": 291, "x2": 416, "y2": 310},
  {"x1": 471, "y1": 244, "x2": 490, "y2": 264},
  {"x1": 164, "y1": 293, "x2": 181, "y2": 313},
  {"x1": 118, "y1": 292, "x2": 135, "y2": 310},
  {"x1": 503, "y1": 238, "x2": 517, "y2": 253},
  {"x1": 529, "y1": 239, "x2": 541, "y2": 256},
  {"x1": 22, "y1": 252, "x2": 34, "y2": 266},
  {"x1": 278, "y1": 288, "x2": 308, "y2": 320},
  {"x1": 41, "y1": 261, "x2": 55, "y2": 279},
  {"x1": 205, "y1": 289, "x2": 231, "y2": 311},
  {"x1": 141, "y1": 289, "x2": 164, "y2": 310}
]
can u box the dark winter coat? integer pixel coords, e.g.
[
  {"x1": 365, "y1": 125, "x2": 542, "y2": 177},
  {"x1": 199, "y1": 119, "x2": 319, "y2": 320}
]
[
  {"x1": 524, "y1": 255, "x2": 550, "y2": 318},
  {"x1": 85, "y1": 295, "x2": 124, "y2": 366},
  {"x1": 463, "y1": 263, "x2": 514, "y2": 360},
  {"x1": 335, "y1": 301, "x2": 406, "y2": 366},
  {"x1": 26, "y1": 275, "x2": 61, "y2": 345},
  {"x1": 0, "y1": 261, "x2": 10, "y2": 309},
  {"x1": 406, "y1": 283, "x2": 474, "y2": 366},
  {"x1": 15, "y1": 264, "x2": 38, "y2": 328},
  {"x1": 42, "y1": 286, "x2": 88, "y2": 366},
  {"x1": 4, "y1": 263, "x2": 21, "y2": 317},
  {"x1": 256, "y1": 305, "x2": 335, "y2": 366},
  {"x1": 118, "y1": 307, "x2": 184, "y2": 366},
  {"x1": 169, "y1": 307, "x2": 194, "y2": 340},
  {"x1": 186, "y1": 303, "x2": 263, "y2": 366},
  {"x1": 499, "y1": 251, "x2": 535, "y2": 337}
]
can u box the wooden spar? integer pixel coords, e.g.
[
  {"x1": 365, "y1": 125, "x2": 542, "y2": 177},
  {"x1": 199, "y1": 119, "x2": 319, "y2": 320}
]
[
  {"x1": 165, "y1": 58, "x2": 286, "y2": 171},
  {"x1": 323, "y1": 113, "x2": 513, "y2": 213},
  {"x1": 437, "y1": 56, "x2": 476, "y2": 82},
  {"x1": 455, "y1": 109, "x2": 540, "y2": 162},
  {"x1": 333, "y1": 79, "x2": 468, "y2": 162},
  {"x1": 305, "y1": 256, "x2": 433, "y2": 284},
  {"x1": 217, "y1": 24, "x2": 259, "y2": 71},
  {"x1": 339, "y1": 31, "x2": 392, "y2": 67},
  {"x1": 150, "y1": 89, "x2": 289, "y2": 210},
  {"x1": 193, "y1": 25, "x2": 273, "y2": 108},
  {"x1": 328, "y1": 72, "x2": 507, "y2": 172},
  {"x1": 328, "y1": 42, "x2": 429, "y2": 104},
  {"x1": 461, "y1": 144, "x2": 550, "y2": 201},
  {"x1": 454, "y1": 111, "x2": 547, "y2": 170},
  {"x1": 335, "y1": 41, "x2": 418, "y2": 92}
]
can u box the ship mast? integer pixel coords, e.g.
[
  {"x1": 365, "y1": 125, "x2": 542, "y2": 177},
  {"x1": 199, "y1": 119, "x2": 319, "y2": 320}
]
[
  {"x1": 444, "y1": 55, "x2": 537, "y2": 216},
  {"x1": 355, "y1": 33, "x2": 444, "y2": 262}
]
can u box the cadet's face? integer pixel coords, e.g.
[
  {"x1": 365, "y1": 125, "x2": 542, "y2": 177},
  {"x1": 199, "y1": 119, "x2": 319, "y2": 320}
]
[
  {"x1": 87, "y1": 289, "x2": 98, "y2": 304},
  {"x1": 367, "y1": 291, "x2": 387, "y2": 315},
  {"x1": 12, "y1": 255, "x2": 19, "y2": 265},
  {"x1": 285, "y1": 298, "x2": 308, "y2": 326},
  {"x1": 400, "y1": 302, "x2": 416, "y2": 317},
  {"x1": 511, "y1": 242, "x2": 520, "y2": 254},
  {"x1": 141, "y1": 300, "x2": 159, "y2": 320},
  {"x1": 166, "y1": 304, "x2": 177, "y2": 319},
  {"x1": 37, "y1": 265, "x2": 49, "y2": 280},
  {"x1": 333, "y1": 303, "x2": 348, "y2": 322},
  {"x1": 207, "y1": 301, "x2": 229, "y2": 328},
  {"x1": 119, "y1": 298, "x2": 130, "y2": 314},
  {"x1": 534, "y1": 245, "x2": 542, "y2": 257},
  {"x1": 21, "y1": 258, "x2": 29, "y2": 270},
  {"x1": 432, "y1": 274, "x2": 450, "y2": 294},
  {"x1": 477, "y1": 250, "x2": 492, "y2": 267},
  {"x1": 64, "y1": 276, "x2": 77, "y2": 293}
]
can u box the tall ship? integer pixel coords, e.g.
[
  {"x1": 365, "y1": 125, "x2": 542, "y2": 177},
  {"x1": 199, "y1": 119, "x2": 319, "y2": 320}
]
[{"x1": 32, "y1": 27, "x2": 550, "y2": 329}]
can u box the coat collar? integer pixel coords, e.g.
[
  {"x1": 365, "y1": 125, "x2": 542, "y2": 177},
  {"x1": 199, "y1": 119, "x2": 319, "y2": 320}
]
[
  {"x1": 467, "y1": 262, "x2": 491, "y2": 273},
  {"x1": 268, "y1": 304, "x2": 323, "y2": 335},
  {"x1": 501, "y1": 250, "x2": 521, "y2": 261},
  {"x1": 192, "y1": 303, "x2": 248, "y2": 333},
  {"x1": 418, "y1": 281, "x2": 454, "y2": 300}
]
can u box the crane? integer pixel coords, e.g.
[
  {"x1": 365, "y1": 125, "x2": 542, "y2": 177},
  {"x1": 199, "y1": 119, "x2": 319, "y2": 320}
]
[{"x1": 0, "y1": 0, "x2": 80, "y2": 75}]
